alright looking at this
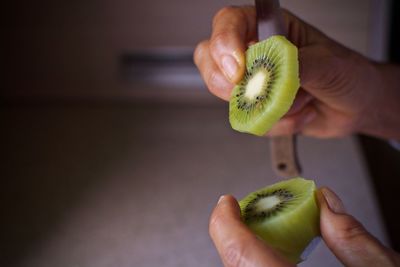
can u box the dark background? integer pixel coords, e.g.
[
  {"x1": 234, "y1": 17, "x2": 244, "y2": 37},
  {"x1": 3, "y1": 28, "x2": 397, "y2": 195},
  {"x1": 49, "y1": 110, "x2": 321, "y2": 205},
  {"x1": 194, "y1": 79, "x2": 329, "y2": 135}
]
[{"x1": 359, "y1": 0, "x2": 400, "y2": 251}]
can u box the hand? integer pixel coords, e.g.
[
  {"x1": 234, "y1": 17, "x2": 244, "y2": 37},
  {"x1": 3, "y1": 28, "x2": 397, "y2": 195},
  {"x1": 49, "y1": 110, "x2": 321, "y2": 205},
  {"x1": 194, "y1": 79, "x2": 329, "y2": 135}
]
[
  {"x1": 194, "y1": 6, "x2": 400, "y2": 139},
  {"x1": 209, "y1": 188, "x2": 400, "y2": 267}
]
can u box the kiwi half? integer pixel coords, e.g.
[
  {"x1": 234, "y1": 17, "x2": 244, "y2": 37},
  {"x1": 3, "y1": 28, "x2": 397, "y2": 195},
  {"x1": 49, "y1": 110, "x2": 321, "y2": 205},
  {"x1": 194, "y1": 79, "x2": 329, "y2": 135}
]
[
  {"x1": 229, "y1": 35, "x2": 300, "y2": 136},
  {"x1": 239, "y1": 177, "x2": 320, "y2": 264}
]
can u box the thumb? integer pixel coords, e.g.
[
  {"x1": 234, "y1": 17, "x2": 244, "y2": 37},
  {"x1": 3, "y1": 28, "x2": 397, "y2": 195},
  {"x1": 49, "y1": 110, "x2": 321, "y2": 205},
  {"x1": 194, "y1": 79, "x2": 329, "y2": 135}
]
[
  {"x1": 317, "y1": 187, "x2": 400, "y2": 267},
  {"x1": 209, "y1": 195, "x2": 294, "y2": 267}
]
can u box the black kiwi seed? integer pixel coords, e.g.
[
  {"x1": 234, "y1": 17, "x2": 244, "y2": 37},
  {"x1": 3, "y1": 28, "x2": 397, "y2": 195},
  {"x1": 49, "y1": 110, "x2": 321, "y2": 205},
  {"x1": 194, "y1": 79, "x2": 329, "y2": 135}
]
[
  {"x1": 234, "y1": 57, "x2": 277, "y2": 113},
  {"x1": 242, "y1": 189, "x2": 294, "y2": 222}
]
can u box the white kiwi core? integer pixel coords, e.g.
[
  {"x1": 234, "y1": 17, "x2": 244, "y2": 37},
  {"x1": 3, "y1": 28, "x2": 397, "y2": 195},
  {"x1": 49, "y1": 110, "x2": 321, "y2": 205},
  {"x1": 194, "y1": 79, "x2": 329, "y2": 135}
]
[
  {"x1": 244, "y1": 70, "x2": 270, "y2": 100},
  {"x1": 255, "y1": 195, "x2": 281, "y2": 212}
]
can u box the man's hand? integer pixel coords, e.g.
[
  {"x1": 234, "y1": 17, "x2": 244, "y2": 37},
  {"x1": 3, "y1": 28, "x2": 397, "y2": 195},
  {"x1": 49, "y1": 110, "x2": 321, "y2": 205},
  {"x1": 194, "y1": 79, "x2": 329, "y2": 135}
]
[
  {"x1": 194, "y1": 6, "x2": 400, "y2": 140},
  {"x1": 210, "y1": 189, "x2": 400, "y2": 267}
]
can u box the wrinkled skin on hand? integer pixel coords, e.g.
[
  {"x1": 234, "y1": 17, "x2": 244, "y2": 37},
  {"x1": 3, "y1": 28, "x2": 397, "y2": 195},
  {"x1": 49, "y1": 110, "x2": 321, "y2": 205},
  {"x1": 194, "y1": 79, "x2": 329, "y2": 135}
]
[{"x1": 194, "y1": 6, "x2": 400, "y2": 140}]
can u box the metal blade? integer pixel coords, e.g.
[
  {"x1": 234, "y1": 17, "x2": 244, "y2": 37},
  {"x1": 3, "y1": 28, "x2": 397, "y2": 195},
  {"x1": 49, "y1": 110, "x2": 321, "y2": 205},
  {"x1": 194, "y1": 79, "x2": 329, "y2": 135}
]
[
  {"x1": 255, "y1": 0, "x2": 302, "y2": 178},
  {"x1": 255, "y1": 0, "x2": 285, "y2": 38}
]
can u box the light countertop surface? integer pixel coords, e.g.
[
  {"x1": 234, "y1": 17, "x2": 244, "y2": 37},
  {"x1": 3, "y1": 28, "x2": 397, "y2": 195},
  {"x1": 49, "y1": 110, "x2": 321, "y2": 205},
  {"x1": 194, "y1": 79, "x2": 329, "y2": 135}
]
[{"x1": 2, "y1": 103, "x2": 387, "y2": 267}]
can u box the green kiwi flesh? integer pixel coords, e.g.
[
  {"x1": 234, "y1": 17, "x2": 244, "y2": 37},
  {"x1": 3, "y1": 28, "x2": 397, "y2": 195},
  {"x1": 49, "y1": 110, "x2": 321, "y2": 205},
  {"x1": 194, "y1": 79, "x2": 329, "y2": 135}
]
[
  {"x1": 229, "y1": 35, "x2": 300, "y2": 136},
  {"x1": 239, "y1": 178, "x2": 320, "y2": 263}
]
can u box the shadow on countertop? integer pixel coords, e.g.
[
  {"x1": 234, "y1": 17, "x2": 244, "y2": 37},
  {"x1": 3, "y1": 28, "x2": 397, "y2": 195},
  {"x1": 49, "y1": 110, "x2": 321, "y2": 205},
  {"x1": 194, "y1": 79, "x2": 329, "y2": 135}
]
[
  {"x1": 0, "y1": 103, "x2": 173, "y2": 266},
  {"x1": 359, "y1": 136, "x2": 400, "y2": 251}
]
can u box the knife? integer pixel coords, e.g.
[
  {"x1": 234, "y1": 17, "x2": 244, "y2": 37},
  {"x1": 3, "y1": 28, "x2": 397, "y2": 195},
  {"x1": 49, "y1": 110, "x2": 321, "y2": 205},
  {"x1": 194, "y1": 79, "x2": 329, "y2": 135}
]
[{"x1": 255, "y1": 0, "x2": 302, "y2": 178}]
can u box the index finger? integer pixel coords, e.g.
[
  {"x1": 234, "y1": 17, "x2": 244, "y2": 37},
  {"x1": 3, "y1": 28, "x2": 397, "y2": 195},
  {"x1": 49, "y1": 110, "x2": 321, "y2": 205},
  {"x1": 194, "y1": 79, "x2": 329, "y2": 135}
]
[
  {"x1": 209, "y1": 195, "x2": 295, "y2": 267},
  {"x1": 209, "y1": 6, "x2": 257, "y2": 84}
]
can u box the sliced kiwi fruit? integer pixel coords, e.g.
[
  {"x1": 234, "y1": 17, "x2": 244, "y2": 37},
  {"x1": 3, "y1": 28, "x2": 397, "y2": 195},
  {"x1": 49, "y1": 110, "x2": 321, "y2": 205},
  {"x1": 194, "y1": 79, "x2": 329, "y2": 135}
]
[
  {"x1": 239, "y1": 177, "x2": 320, "y2": 264},
  {"x1": 229, "y1": 35, "x2": 300, "y2": 136}
]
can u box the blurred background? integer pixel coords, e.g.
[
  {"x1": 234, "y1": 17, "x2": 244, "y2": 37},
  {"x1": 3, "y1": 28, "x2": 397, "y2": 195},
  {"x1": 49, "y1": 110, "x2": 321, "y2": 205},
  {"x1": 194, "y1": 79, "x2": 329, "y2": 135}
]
[{"x1": 2, "y1": 0, "x2": 400, "y2": 266}]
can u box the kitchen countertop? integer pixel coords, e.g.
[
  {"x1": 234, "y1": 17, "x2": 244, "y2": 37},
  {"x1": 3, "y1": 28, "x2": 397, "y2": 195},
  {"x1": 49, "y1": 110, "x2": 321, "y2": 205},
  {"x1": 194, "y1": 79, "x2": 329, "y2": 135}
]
[{"x1": 1, "y1": 102, "x2": 387, "y2": 267}]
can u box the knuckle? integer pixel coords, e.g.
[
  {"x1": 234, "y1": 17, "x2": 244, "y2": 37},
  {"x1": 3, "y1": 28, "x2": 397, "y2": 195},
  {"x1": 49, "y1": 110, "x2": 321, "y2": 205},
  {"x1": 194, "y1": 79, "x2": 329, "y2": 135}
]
[
  {"x1": 206, "y1": 70, "x2": 233, "y2": 100},
  {"x1": 209, "y1": 211, "x2": 228, "y2": 240},
  {"x1": 222, "y1": 243, "x2": 247, "y2": 267},
  {"x1": 193, "y1": 40, "x2": 208, "y2": 66},
  {"x1": 337, "y1": 215, "x2": 369, "y2": 242},
  {"x1": 213, "y1": 6, "x2": 238, "y2": 26},
  {"x1": 206, "y1": 70, "x2": 221, "y2": 93},
  {"x1": 209, "y1": 212, "x2": 219, "y2": 232},
  {"x1": 311, "y1": 45, "x2": 352, "y2": 91},
  {"x1": 210, "y1": 31, "x2": 231, "y2": 52}
]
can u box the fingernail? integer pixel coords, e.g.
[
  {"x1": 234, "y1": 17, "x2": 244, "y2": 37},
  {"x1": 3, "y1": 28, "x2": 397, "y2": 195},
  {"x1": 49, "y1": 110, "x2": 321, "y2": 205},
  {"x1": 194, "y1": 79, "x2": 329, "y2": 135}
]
[
  {"x1": 222, "y1": 55, "x2": 238, "y2": 81},
  {"x1": 322, "y1": 188, "x2": 346, "y2": 214},
  {"x1": 218, "y1": 195, "x2": 225, "y2": 204}
]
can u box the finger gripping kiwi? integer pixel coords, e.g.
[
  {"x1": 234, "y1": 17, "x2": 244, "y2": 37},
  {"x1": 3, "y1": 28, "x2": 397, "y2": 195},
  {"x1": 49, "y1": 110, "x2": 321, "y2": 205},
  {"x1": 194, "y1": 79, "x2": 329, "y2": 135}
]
[
  {"x1": 229, "y1": 35, "x2": 300, "y2": 136},
  {"x1": 239, "y1": 178, "x2": 320, "y2": 264}
]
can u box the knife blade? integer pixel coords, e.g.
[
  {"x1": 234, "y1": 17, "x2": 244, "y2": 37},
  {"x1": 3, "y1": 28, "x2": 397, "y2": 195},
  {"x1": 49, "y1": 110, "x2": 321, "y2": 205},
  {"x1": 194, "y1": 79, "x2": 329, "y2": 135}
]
[{"x1": 255, "y1": 0, "x2": 302, "y2": 178}]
